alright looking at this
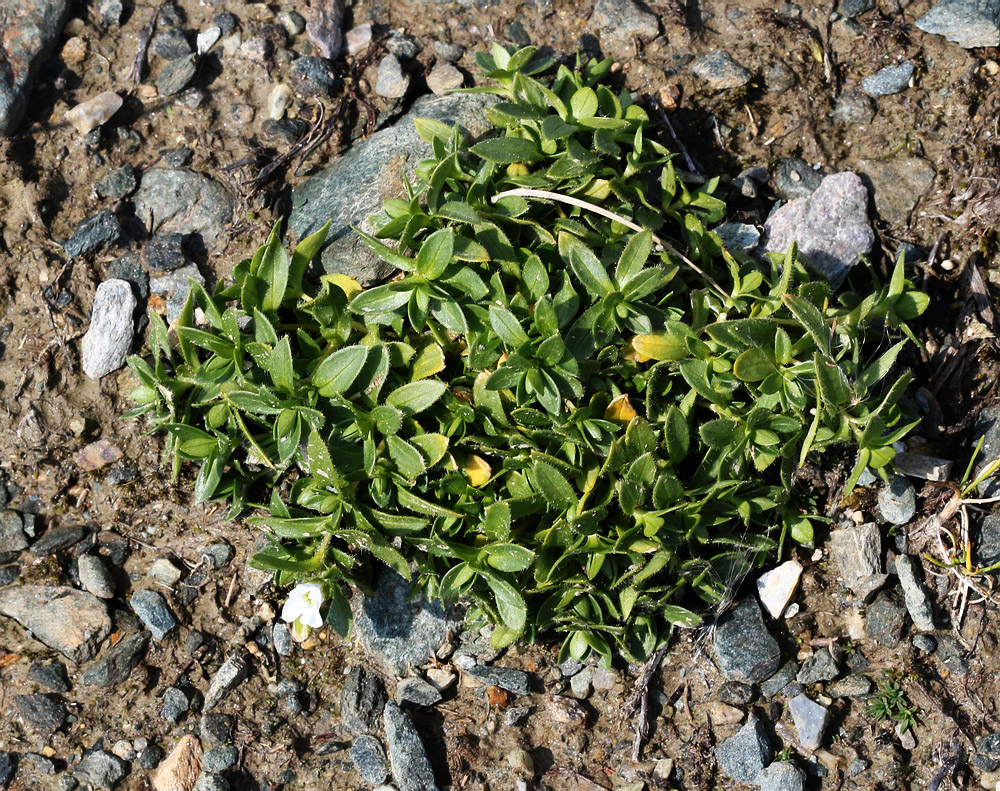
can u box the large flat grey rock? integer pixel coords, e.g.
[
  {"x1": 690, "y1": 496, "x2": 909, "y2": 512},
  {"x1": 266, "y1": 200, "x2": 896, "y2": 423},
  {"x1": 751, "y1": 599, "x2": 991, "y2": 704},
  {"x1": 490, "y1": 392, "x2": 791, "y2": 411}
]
[
  {"x1": 916, "y1": 0, "x2": 1000, "y2": 48},
  {"x1": 713, "y1": 598, "x2": 782, "y2": 683},
  {"x1": 289, "y1": 93, "x2": 496, "y2": 285},
  {"x1": 133, "y1": 169, "x2": 233, "y2": 253},
  {"x1": 0, "y1": 585, "x2": 111, "y2": 662}
]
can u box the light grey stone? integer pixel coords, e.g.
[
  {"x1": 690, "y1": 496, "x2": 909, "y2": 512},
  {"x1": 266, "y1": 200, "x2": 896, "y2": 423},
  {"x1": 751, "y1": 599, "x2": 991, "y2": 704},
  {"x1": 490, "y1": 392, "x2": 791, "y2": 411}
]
[
  {"x1": 397, "y1": 676, "x2": 443, "y2": 707},
  {"x1": 589, "y1": 0, "x2": 660, "y2": 55},
  {"x1": 796, "y1": 651, "x2": 840, "y2": 684},
  {"x1": 861, "y1": 62, "x2": 915, "y2": 96},
  {"x1": 73, "y1": 750, "x2": 128, "y2": 788},
  {"x1": 828, "y1": 523, "x2": 887, "y2": 600},
  {"x1": 894, "y1": 452, "x2": 952, "y2": 482},
  {"x1": 788, "y1": 694, "x2": 830, "y2": 749},
  {"x1": 762, "y1": 172, "x2": 872, "y2": 288},
  {"x1": 0, "y1": 585, "x2": 110, "y2": 662},
  {"x1": 858, "y1": 157, "x2": 936, "y2": 226},
  {"x1": 375, "y1": 54, "x2": 409, "y2": 98},
  {"x1": 756, "y1": 760, "x2": 806, "y2": 791},
  {"x1": 894, "y1": 555, "x2": 935, "y2": 631},
  {"x1": 351, "y1": 735, "x2": 389, "y2": 785},
  {"x1": 714, "y1": 222, "x2": 760, "y2": 253},
  {"x1": 203, "y1": 654, "x2": 249, "y2": 710},
  {"x1": 129, "y1": 589, "x2": 177, "y2": 640},
  {"x1": 426, "y1": 62, "x2": 464, "y2": 96},
  {"x1": 691, "y1": 50, "x2": 752, "y2": 89},
  {"x1": 134, "y1": 169, "x2": 233, "y2": 252},
  {"x1": 877, "y1": 474, "x2": 916, "y2": 525},
  {"x1": 81, "y1": 279, "x2": 135, "y2": 379},
  {"x1": 78, "y1": 554, "x2": 115, "y2": 598}
]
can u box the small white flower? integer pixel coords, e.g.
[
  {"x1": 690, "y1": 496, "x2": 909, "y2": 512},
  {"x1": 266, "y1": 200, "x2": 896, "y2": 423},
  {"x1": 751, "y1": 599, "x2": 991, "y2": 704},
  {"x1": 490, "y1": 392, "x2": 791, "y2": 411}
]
[{"x1": 281, "y1": 582, "x2": 325, "y2": 630}]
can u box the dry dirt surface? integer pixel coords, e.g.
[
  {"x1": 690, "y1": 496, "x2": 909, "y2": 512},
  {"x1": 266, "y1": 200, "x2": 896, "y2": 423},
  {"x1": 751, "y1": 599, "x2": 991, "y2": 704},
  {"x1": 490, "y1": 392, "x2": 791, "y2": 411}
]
[{"x1": 2, "y1": 1, "x2": 1000, "y2": 790}]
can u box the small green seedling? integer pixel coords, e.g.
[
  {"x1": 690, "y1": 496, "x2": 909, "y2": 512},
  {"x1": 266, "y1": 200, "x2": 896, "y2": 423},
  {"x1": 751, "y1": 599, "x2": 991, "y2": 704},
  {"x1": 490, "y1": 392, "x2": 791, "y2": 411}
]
[{"x1": 867, "y1": 670, "x2": 919, "y2": 733}]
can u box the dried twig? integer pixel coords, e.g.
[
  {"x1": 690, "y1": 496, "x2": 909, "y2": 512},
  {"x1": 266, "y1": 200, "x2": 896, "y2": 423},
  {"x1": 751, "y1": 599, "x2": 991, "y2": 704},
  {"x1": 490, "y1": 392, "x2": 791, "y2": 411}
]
[
  {"x1": 648, "y1": 102, "x2": 701, "y2": 176},
  {"x1": 128, "y1": 2, "x2": 165, "y2": 88},
  {"x1": 622, "y1": 645, "x2": 667, "y2": 760}
]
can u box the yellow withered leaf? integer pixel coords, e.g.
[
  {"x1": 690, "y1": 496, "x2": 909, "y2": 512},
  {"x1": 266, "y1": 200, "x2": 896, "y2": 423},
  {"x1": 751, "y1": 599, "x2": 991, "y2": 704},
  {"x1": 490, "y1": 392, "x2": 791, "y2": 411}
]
[
  {"x1": 604, "y1": 393, "x2": 638, "y2": 424},
  {"x1": 461, "y1": 454, "x2": 492, "y2": 487}
]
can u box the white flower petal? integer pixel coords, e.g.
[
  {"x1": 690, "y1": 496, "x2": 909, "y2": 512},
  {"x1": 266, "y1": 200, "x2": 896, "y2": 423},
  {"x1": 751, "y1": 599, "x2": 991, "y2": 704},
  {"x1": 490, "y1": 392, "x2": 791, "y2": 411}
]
[{"x1": 301, "y1": 608, "x2": 325, "y2": 628}]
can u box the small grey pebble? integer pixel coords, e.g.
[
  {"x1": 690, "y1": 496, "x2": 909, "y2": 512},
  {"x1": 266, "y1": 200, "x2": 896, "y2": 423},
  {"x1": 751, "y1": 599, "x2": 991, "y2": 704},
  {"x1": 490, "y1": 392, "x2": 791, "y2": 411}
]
[
  {"x1": 202, "y1": 542, "x2": 233, "y2": 569},
  {"x1": 201, "y1": 746, "x2": 238, "y2": 773},
  {"x1": 213, "y1": 12, "x2": 239, "y2": 36},
  {"x1": 138, "y1": 744, "x2": 165, "y2": 770},
  {"x1": 193, "y1": 774, "x2": 230, "y2": 791},
  {"x1": 912, "y1": 634, "x2": 937, "y2": 654}
]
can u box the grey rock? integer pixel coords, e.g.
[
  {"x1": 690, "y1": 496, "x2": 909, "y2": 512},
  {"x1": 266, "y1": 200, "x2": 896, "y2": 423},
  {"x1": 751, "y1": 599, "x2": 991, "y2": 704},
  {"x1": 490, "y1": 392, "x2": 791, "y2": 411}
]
[
  {"x1": 351, "y1": 735, "x2": 389, "y2": 785},
  {"x1": 157, "y1": 54, "x2": 197, "y2": 96},
  {"x1": 201, "y1": 542, "x2": 233, "y2": 569},
  {"x1": 375, "y1": 54, "x2": 410, "y2": 98},
  {"x1": 828, "y1": 674, "x2": 872, "y2": 697},
  {"x1": 278, "y1": 10, "x2": 306, "y2": 36},
  {"x1": 74, "y1": 751, "x2": 128, "y2": 788},
  {"x1": 0, "y1": 752, "x2": 13, "y2": 789},
  {"x1": 15, "y1": 693, "x2": 67, "y2": 733},
  {"x1": 397, "y1": 676, "x2": 443, "y2": 706},
  {"x1": 385, "y1": 31, "x2": 422, "y2": 59},
  {"x1": 204, "y1": 654, "x2": 249, "y2": 710},
  {"x1": 351, "y1": 568, "x2": 457, "y2": 677},
  {"x1": 865, "y1": 593, "x2": 907, "y2": 646},
  {"x1": 433, "y1": 41, "x2": 465, "y2": 62},
  {"x1": 21, "y1": 753, "x2": 56, "y2": 775},
  {"x1": 877, "y1": 475, "x2": 916, "y2": 525},
  {"x1": 912, "y1": 634, "x2": 937, "y2": 653},
  {"x1": 717, "y1": 680, "x2": 756, "y2": 706},
  {"x1": 775, "y1": 158, "x2": 824, "y2": 202},
  {"x1": 757, "y1": 760, "x2": 806, "y2": 791},
  {"x1": 715, "y1": 715, "x2": 773, "y2": 783},
  {"x1": 383, "y1": 701, "x2": 438, "y2": 791},
  {"x1": 143, "y1": 233, "x2": 187, "y2": 271},
  {"x1": 0, "y1": 565, "x2": 18, "y2": 586},
  {"x1": 840, "y1": 0, "x2": 875, "y2": 16},
  {"x1": 201, "y1": 746, "x2": 237, "y2": 773},
  {"x1": 831, "y1": 88, "x2": 876, "y2": 124},
  {"x1": 427, "y1": 62, "x2": 464, "y2": 96},
  {"x1": 714, "y1": 598, "x2": 782, "y2": 683},
  {"x1": 81, "y1": 279, "x2": 136, "y2": 379},
  {"x1": 714, "y1": 222, "x2": 760, "y2": 253},
  {"x1": 765, "y1": 61, "x2": 797, "y2": 93},
  {"x1": 150, "y1": 263, "x2": 204, "y2": 323},
  {"x1": 161, "y1": 146, "x2": 194, "y2": 167},
  {"x1": 464, "y1": 664, "x2": 531, "y2": 695},
  {"x1": 193, "y1": 775, "x2": 229, "y2": 791},
  {"x1": 153, "y1": 28, "x2": 191, "y2": 59},
  {"x1": 828, "y1": 523, "x2": 887, "y2": 600},
  {"x1": 894, "y1": 452, "x2": 952, "y2": 482},
  {"x1": 569, "y1": 666, "x2": 594, "y2": 698},
  {"x1": 935, "y1": 634, "x2": 970, "y2": 675},
  {"x1": 149, "y1": 558, "x2": 183, "y2": 586},
  {"x1": 65, "y1": 210, "x2": 122, "y2": 259},
  {"x1": 590, "y1": 0, "x2": 660, "y2": 54},
  {"x1": 134, "y1": 169, "x2": 233, "y2": 251},
  {"x1": 341, "y1": 666, "x2": 387, "y2": 735},
  {"x1": 796, "y1": 651, "x2": 840, "y2": 684},
  {"x1": 81, "y1": 630, "x2": 149, "y2": 687},
  {"x1": 200, "y1": 713, "x2": 234, "y2": 745},
  {"x1": 78, "y1": 554, "x2": 115, "y2": 598},
  {"x1": 31, "y1": 525, "x2": 86, "y2": 556},
  {"x1": 0, "y1": 585, "x2": 110, "y2": 662},
  {"x1": 213, "y1": 12, "x2": 238, "y2": 36},
  {"x1": 272, "y1": 623, "x2": 292, "y2": 656},
  {"x1": 788, "y1": 693, "x2": 830, "y2": 749},
  {"x1": 762, "y1": 172, "x2": 873, "y2": 289},
  {"x1": 559, "y1": 658, "x2": 584, "y2": 677},
  {"x1": 95, "y1": 165, "x2": 137, "y2": 200},
  {"x1": 137, "y1": 744, "x2": 164, "y2": 770},
  {"x1": 28, "y1": 661, "x2": 70, "y2": 692},
  {"x1": 974, "y1": 407, "x2": 1000, "y2": 498},
  {"x1": 0, "y1": 0, "x2": 71, "y2": 135},
  {"x1": 504, "y1": 705, "x2": 532, "y2": 727},
  {"x1": 761, "y1": 661, "x2": 799, "y2": 698},
  {"x1": 289, "y1": 56, "x2": 338, "y2": 98},
  {"x1": 861, "y1": 62, "x2": 915, "y2": 97},
  {"x1": 130, "y1": 590, "x2": 177, "y2": 640},
  {"x1": 161, "y1": 686, "x2": 190, "y2": 723},
  {"x1": 289, "y1": 93, "x2": 495, "y2": 285},
  {"x1": 691, "y1": 50, "x2": 752, "y2": 89},
  {"x1": 0, "y1": 510, "x2": 27, "y2": 559},
  {"x1": 916, "y1": 0, "x2": 1000, "y2": 48},
  {"x1": 858, "y1": 158, "x2": 936, "y2": 226},
  {"x1": 97, "y1": 0, "x2": 123, "y2": 26},
  {"x1": 894, "y1": 555, "x2": 935, "y2": 631}
]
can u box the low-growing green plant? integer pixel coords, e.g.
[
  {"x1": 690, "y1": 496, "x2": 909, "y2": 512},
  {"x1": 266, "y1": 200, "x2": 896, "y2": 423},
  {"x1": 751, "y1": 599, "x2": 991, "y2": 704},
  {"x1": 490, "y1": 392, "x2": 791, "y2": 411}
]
[
  {"x1": 124, "y1": 45, "x2": 928, "y2": 666},
  {"x1": 867, "y1": 670, "x2": 919, "y2": 733}
]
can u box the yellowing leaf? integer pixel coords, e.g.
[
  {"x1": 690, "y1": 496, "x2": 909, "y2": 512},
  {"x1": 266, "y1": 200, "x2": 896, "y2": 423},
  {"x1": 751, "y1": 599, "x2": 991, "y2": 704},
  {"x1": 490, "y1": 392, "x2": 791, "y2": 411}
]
[
  {"x1": 630, "y1": 330, "x2": 688, "y2": 362},
  {"x1": 461, "y1": 454, "x2": 492, "y2": 487},
  {"x1": 323, "y1": 273, "x2": 362, "y2": 300},
  {"x1": 604, "y1": 394, "x2": 638, "y2": 424}
]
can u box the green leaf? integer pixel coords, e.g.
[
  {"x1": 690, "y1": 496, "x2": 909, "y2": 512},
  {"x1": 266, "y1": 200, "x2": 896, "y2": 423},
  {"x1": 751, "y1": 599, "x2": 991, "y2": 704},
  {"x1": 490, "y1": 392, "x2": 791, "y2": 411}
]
[
  {"x1": 470, "y1": 137, "x2": 545, "y2": 164},
  {"x1": 257, "y1": 223, "x2": 291, "y2": 313},
  {"x1": 782, "y1": 293, "x2": 829, "y2": 356},
  {"x1": 325, "y1": 585, "x2": 353, "y2": 638},
  {"x1": 664, "y1": 406, "x2": 690, "y2": 466},
  {"x1": 387, "y1": 435, "x2": 427, "y2": 478},
  {"x1": 269, "y1": 336, "x2": 294, "y2": 393},
  {"x1": 416, "y1": 227, "x2": 455, "y2": 279},
  {"x1": 305, "y1": 429, "x2": 341, "y2": 485},
  {"x1": 558, "y1": 232, "x2": 615, "y2": 298},
  {"x1": 484, "y1": 543, "x2": 535, "y2": 572},
  {"x1": 288, "y1": 221, "x2": 330, "y2": 298},
  {"x1": 661, "y1": 605, "x2": 700, "y2": 628},
  {"x1": 351, "y1": 283, "x2": 412, "y2": 314},
  {"x1": 733, "y1": 347, "x2": 774, "y2": 382},
  {"x1": 485, "y1": 574, "x2": 527, "y2": 633},
  {"x1": 856, "y1": 341, "x2": 905, "y2": 391},
  {"x1": 413, "y1": 116, "x2": 455, "y2": 144},
  {"x1": 813, "y1": 353, "x2": 852, "y2": 408},
  {"x1": 410, "y1": 433, "x2": 449, "y2": 467},
  {"x1": 531, "y1": 460, "x2": 577, "y2": 511},
  {"x1": 615, "y1": 231, "x2": 652, "y2": 285},
  {"x1": 699, "y1": 418, "x2": 739, "y2": 449},
  {"x1": 178, "y1": 327, "x2": 234, "y2": 358},
  {"x1": 312, "y1": 345, "x2": 369, "y2": 396},
  {"x1": 385, "y1": 380, "x2": 448, "y2": 415},
  {"x1": 570, "y1": 86, "x2": 599, "y2": 119},
  {"x1": 489, "y1": 305, "x2": 529, "y2": 347}
]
